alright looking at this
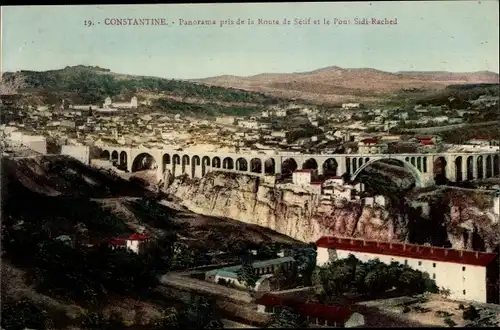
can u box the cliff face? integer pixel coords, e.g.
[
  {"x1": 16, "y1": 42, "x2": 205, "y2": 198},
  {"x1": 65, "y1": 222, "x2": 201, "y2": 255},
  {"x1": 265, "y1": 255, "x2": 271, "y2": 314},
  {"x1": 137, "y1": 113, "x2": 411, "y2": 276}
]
[
  {"x1": 166, "y1": 172, "x2": 403, "y2": 244},
  {"x1": 167, "y1": 172, "x2": 500, "y2": 251}
]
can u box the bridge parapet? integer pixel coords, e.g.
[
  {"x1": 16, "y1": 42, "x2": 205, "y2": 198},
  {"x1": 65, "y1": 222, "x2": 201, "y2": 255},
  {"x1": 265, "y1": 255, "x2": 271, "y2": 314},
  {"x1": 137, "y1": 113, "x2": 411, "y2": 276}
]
[{"x1": 98, "y1": 145, "x2": 500, "y2": 185}]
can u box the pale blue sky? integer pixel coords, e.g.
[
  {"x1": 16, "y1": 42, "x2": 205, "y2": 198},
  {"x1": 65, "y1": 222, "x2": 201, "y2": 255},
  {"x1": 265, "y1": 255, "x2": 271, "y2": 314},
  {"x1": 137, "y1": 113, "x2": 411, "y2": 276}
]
[{"x1": 1, "y1": 2, "x2": 499, "y2": 79}]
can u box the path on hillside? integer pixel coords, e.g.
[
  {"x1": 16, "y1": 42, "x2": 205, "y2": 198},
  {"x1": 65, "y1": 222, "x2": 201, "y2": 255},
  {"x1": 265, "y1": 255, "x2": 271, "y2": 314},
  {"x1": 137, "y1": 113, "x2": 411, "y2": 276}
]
[
  {"x1": 402, "y1": 120, "x2": 499, "y2": 134},
  {"x1": 159, "y1": 271, "x2": 253, "y2": 304}
]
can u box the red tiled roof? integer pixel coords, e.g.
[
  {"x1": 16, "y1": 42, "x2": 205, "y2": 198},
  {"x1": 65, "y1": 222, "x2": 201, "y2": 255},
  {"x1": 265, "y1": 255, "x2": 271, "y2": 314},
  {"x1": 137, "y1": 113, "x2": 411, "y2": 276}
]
[
  {"x1": 294, "y1": 169, "x2": 314, "y2": 173},
  {"x1": 315, "y1": 236, "x2": 497, "y2": 267},
  {"x1": 128, "y1": 233, "x2": 151, "y2": 241},
  {"x1": 255, "y1": 294, "x2": 354, "y2": 323},
  {"x1": 416, "y1": 136, "x2": 434, "y2": 140},
  {"x1": 360, "y1": 138, "x2": 378, "y2": 144},
  {"x1": 420, "y1": 140, "x2": 434, "y2": 145},
  {"x1": 109, "y1": 238, "x2": 126, "y2": 246}
]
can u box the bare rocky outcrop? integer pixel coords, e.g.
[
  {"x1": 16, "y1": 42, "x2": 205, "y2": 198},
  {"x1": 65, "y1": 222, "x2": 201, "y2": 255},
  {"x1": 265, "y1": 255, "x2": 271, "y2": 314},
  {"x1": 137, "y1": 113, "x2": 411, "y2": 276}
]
[
  {"x1": 167, "y1": 172, "x2": 403, "y2": 244},
  {"x1": 167, "y1": 172, "x2": 500, "y2": 250}
]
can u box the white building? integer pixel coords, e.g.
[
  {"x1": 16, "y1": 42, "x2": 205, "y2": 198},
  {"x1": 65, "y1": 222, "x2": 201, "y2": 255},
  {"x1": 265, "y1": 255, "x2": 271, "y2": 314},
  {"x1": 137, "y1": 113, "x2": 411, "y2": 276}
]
[
  {"x1": 109, "y1": 233, "x2": 152, "y2": 254},
  {"x1": 322, "y1": 178, "x2": 353, "y2": 201},
  {"x1": 205, "y1": 257, "x2": 295, "y2": 292},
  {"x1": 61, "y1": 145, "x2": 90, "y2": 165},
  {"x1": 316, "y1": 236, "x2": 498, "y2": 303},
  {"x1": 7, "y1": 132, "x2": 47, "y2": 154},
  {"x1": 358, "y1": 138, "x2": 388, "y2": 154},
  {"x1": 255, "y1": 294, "x2": 365, "y2": 328},
  {"x1": 237, "y1": 120, "x2": 260, "y2": 129},
  {"x1": 275, "y1": 109, "x2": 287, "y2": 117},
  {"x1": 493, "y1": 194, "x2": 499, "y2": 216},
  {"x1": 342, "y1": 103, "x2": 363, "y2": 110},
  {"x1": 103, "y1": 96, "x2": 138, "y2": 109},
  {"x1": 292, "y1": 169, "x2": 314, "y2": 185}
]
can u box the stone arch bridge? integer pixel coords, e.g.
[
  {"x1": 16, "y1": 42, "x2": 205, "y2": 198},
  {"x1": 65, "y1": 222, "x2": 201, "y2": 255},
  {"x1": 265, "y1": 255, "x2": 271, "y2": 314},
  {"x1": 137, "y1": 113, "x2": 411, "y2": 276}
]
[{"x1": 100, "y1": 146, "x2": 500, "y2": 188}]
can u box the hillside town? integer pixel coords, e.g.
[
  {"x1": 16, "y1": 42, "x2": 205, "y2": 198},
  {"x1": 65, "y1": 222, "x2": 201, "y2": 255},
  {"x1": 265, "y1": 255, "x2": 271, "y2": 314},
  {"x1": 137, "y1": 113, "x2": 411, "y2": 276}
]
[
  {"x1": 2, "y1": 93, "x2": 499, "y2": 157},
  {"x1": 1, "y1": 4, "x2": 499, "y2": 326}
]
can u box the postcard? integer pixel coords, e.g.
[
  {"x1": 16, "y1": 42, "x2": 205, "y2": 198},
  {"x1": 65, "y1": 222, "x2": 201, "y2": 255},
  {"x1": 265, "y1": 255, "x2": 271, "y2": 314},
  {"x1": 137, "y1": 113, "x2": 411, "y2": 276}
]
[{"x1": 1, "y1": 2, "x2": 499, "y2": 329}]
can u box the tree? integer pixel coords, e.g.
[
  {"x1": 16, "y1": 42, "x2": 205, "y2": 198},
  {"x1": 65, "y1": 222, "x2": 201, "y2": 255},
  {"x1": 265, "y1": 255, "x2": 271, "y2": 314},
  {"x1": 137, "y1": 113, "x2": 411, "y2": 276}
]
[
  {"x1": 0, "y1": 299, "x2": 49, "y2": 330},
  {"x1": 236, "y1": 261, "x2": 259, "y2": 290},
  {"x1": 462, "y1": 305, "x2": 480, "y2": 321},
  {"x1": 154, "y1": 307, "x2": 179, "y2": 329},
  {"x1": 290, "y1": 245, "x2": 317, "y2": 286},
  {"x1": 270, "y1": 307, "x2": 308, "y2": 328},
  {"x1": 275, "y1": 263, "x2": 299, "y2": 291},
  {"x1": 178, "y1": 295, "x2": 223, "y2": 329},
  {"x1": 0, "y1": 74, "x2": 26, "y2": 95}
]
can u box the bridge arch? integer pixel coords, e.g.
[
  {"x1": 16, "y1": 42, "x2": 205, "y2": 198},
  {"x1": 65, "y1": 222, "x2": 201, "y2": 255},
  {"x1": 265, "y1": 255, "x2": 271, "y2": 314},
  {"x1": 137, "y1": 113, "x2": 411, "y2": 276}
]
[
  {"x1": 350, "y1": 158, "x2": 424, "y2": 188},
  {"x1": 250, "y1": 158, "x2": 262, "y2": 173},
  {"x1": 101, "y1": 150, "x2": 110, "y2": 159},
  {"x1": 161, "y1": 153, "x2": 170, "y2": 175},
  {"x1": 466, "y1": 156, "x2": 474, "y2": 180},
  {"x1": 212, "y1": 157, "x2": 221, "y2": 168},
  {"x1": 131, "y1": 153, "x2": 157, "y2": 172},
  {"x1": 202, "y1": 156, "x2": 210, "y2": 176},
  {"x1": 264, "y1": 158, "x2": 276, "y2": 175},
  {"x1": 494, "y1": 154, "x2": 500, "y2": 177},
  {"x1": 476, "y1": 156, "x2": 484, "y2": 179},
  {"x1": 485, "y1": 155, "x2": 492, "y2": 178},
  {"x1": 323, "y1": 158, "x2": 338, "y2": 177},
  {"x1": 236, "y1": 157, "x2": 248, "y2": 171},
  {"x1": 111, "y1": 150, "x2": 118, "y2": 162},
  {"x1": 182, "y1": 155, "x2": 190, "y2": 174},
  {"x1": 434, "y1": 156, "x2": 447, "y2": 178},
  {"x1": 223, "y1": 157, "x2": 234, "y2": 170},
  {"x1": 302, "y1": 158, "x2": 318, "y2": 170},
  {"x1": 172, "y1": 154, "x2": 181, "y2": 177},
  {"x1": 119, "y1": 151, "x2": 127, "y2": 167},
  {"x1": 191, "y1": 155, "x2": 200, "y2": 178},
  {"x1": 455, "y1": 156, "x2": 463, "y2": 181},
  {"x1": 282, "y1": 158, "x2": 298, "y2": 176}
]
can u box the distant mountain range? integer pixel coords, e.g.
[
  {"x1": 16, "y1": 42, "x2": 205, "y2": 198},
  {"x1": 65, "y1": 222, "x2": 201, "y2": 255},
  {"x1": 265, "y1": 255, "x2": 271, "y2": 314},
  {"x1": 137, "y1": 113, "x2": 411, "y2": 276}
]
[{"x1": 194, "y1": 66, "x2": 499, "y2": 104}]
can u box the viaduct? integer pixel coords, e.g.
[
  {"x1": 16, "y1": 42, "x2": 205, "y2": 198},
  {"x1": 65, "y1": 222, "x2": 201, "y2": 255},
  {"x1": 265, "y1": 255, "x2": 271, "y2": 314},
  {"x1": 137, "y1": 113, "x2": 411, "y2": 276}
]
[{"x1": 100, "y1": 146, "x2": 500, "y2": 188}]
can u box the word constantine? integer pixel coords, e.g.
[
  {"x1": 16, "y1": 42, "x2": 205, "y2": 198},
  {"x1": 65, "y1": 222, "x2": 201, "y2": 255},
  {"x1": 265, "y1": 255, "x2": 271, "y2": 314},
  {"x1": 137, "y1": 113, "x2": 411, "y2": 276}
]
[{"x1": 101, "y1": 17, "x2": 398, "y2": 27}]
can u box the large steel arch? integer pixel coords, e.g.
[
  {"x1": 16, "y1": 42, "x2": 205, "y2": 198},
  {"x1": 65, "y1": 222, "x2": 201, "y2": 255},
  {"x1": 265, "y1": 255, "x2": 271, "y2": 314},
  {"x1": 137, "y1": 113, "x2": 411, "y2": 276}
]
[{"x1": 350, "y1": 157, "x2": 424, "y2": 187}]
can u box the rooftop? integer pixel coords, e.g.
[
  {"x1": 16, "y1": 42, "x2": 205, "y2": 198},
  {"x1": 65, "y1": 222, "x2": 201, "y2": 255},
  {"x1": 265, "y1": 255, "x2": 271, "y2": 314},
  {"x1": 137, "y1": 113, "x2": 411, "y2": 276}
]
[
  {"x1": 316, "y1": 236, "x2": 497, "y2": 267},
  {"x1": 206, "y1": 256, "x2": 295, "y2": 276},
  {"x1": 255, "y1": 294, "x2": 355, "y2": 323}
]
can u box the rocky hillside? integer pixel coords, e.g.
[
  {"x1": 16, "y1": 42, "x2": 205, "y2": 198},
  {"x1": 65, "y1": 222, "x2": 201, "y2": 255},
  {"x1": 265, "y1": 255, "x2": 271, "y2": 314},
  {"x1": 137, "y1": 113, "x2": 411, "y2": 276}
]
[
  {"x1": 195, "y1": 66, "x2": 499, "y2": 104},
  {"x1": 2, "y1": 65, "x2": 282, "y2": 117},
  {"x1": 167, "y1": 172, "x2": 499, "y2": 252},
  {"x1": 1, "y1": 155, "x2": 298, "y2": 329}
]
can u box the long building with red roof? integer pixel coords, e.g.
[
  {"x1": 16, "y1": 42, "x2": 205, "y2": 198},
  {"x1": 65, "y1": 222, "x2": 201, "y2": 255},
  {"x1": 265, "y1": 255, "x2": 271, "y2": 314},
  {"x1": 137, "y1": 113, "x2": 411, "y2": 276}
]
[
  {"x1": 255, "y1": 293, "x2": 365, "y2": 328},
  {"x1": 316, "y1": 236, "x2": 498, "y2": 304}
]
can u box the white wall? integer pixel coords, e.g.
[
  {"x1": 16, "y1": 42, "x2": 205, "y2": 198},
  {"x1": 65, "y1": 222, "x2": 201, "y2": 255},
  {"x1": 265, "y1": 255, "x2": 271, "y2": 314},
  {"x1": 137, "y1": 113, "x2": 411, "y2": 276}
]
[
  {"x1": 316, "y1": 247, "x2": 488, "y2": 303},
  {"x1": 9, "y1": 133, "x2": 48, "y2": 154},
  {"x1": 292, "y1": 172, "x2": 312, "y2": 185},
  {"x1": 61, "y1": 145, "x2": 90, "y2": 165},
  {"x1": 493, "y1": 196, "x2": 499, "y2": 216},
  {"x1": 214, "y1": 275, "x2": 247, "y2": 290},
  {"x1": 126, "y1": 240, "x2": 140, "y2": 254}
]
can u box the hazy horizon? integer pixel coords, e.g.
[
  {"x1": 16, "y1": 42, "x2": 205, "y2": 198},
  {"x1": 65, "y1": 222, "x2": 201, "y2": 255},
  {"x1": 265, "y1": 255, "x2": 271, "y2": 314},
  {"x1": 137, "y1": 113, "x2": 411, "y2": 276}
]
[
  {"x1": 2, "y1": 2, "x2": 499, "y2": 79},
  {"x1": 3, "y1": 64, "x2": 499, "y2": 81}
]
